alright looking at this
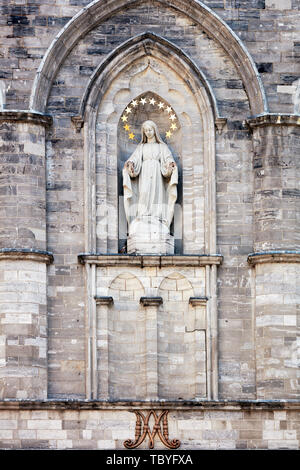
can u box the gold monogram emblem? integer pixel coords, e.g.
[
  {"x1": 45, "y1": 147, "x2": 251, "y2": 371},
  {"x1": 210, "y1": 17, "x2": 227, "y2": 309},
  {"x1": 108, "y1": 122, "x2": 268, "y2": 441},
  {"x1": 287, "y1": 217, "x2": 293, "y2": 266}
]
[{"x1": 124, "y1": 410, "x2": 180, "y2": 449}]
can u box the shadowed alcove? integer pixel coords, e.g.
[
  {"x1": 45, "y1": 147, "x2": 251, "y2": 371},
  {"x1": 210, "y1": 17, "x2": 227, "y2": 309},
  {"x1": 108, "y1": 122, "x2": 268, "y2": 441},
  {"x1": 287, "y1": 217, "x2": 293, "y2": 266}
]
[{"x1": 117, "y1": 90, "x2": 183, "y2": 253}]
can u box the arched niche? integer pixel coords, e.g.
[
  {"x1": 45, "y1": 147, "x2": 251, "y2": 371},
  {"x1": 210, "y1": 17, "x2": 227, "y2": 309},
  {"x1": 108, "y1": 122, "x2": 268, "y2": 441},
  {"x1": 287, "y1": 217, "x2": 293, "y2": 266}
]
[
  {"x1": 117, "y1": 90, "x2": 183, "y2": 253},
  {"x1": 83, "y1": 33, "x2": 217, "y2": 255}
]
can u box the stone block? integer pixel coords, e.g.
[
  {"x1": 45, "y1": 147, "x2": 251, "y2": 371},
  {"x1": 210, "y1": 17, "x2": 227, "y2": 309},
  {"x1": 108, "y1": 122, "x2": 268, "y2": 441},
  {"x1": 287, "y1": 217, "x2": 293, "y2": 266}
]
[{"x1": 266, "y1": 0, "x2": 291, "y2": 8}]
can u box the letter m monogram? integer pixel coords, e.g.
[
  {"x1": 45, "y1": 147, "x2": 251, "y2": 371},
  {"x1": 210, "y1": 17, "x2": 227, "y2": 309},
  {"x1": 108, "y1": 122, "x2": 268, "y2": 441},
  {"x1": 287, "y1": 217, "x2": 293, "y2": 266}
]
[{"x1": 124, "y1": 409, "x2": 180, "y2": 449}]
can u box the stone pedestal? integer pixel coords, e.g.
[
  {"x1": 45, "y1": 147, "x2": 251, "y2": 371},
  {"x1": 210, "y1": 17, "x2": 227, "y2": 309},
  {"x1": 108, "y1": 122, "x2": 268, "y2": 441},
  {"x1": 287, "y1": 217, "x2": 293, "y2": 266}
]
[
  {"x1": 127, "y1": 233, "x2": 174, "y2": 255},
  {"x1": 127, "y1": 218, "x2": 175, "y2": 255}
]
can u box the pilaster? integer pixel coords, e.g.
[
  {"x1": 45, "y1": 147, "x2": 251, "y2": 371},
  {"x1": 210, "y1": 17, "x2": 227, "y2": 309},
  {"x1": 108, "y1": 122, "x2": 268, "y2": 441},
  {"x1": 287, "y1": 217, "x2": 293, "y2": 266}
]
[
  {"x1": 0, "y1": 111, "x2": 52, "y2": 399},
  {"x1": 140, "y1": 297, "x2": 163, "y2": 400},
  {"x1": 247, "y1": 115, "x2": 300, "y2": 399}
]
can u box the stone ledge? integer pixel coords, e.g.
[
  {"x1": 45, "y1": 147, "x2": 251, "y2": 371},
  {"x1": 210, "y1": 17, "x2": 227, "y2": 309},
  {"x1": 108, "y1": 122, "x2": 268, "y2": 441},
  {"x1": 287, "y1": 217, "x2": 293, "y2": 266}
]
[
  {"x1": 0, "y1": 111, "x2": 52, "y2": 127},
  {"x1": 140, "y1": 297, "x2": 163, "y2": 307},
  {"x1": 30, "y1": 0, "x2": 266, "y2": 115},
  {"x1": 248, "y1": 251, "x2": 300, "y2": 266},
  {"x1": 78, "y1": 254, "x2": 223, "y2": 267},
  {"x1": 0, "y1": 248, "x2": 54, "y2": 264},
  {"x1": 246, "y1": 113, "x2": 300, "y2": 129},
  {"x1": 0, "y1": 400, "x2": 299, "y2": 411}
]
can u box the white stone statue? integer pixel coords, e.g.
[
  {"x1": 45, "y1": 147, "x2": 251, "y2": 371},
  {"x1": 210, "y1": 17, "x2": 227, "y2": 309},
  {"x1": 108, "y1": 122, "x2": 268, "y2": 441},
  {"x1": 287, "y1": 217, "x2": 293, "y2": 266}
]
[{"x1": 122, "y1": 120, "x2": 178, "y2": 254}]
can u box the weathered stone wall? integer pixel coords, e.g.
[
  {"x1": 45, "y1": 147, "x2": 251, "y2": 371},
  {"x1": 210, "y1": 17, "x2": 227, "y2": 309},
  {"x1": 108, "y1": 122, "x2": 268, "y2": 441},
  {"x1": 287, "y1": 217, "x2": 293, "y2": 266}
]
[
  {"x1": 254, "y1": 262, "x2": 298, "y2": 399},
  {"x1": 0, "y1": 115, "x2": 51, "y2": 399},
  {"x1": 1, "y1": 0, "x2": 299, "y2": 113},
  {"x1": 0, "y1": 0, "x2": 299, "y2": 450},
  {"x1": 40, "y1": 0, "x2": 256, "y2": 400},
  {"x1": 96, "y1": 265, "x2": 207, "y2": 401}
]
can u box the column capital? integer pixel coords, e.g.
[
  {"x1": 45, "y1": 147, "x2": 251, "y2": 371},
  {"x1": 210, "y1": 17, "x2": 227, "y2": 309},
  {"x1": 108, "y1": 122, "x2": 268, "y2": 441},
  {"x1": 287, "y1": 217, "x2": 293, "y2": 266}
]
[
  {"x1": 140, "y1": 297, "x2": 163, "y2": 307},
  {"x1": 94, "y1": 296, "x2": 114, "y2": 305},
  {"x1": 246, "y1": 113, "x2": 300, "y2": 130},
  {"x1": 189, "y1": 297, "x2": 208, "y2": 307}
]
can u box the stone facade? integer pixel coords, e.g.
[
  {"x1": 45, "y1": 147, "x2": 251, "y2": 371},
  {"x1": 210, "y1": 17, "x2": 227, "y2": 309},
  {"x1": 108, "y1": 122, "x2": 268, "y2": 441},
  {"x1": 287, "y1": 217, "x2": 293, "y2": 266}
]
[
  {"x1": 0, "y1": 402, "x2": 298, "y2": 450},
  {"x1": 0, "y1": 0, "x2": 299, "y2": 450}
]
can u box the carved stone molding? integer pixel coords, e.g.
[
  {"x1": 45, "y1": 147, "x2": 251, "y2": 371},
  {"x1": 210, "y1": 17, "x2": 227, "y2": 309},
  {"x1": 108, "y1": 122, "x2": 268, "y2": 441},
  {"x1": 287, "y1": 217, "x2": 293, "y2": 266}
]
[
  {"x1": 0, "y1": 111, "x2": 52, "y2": 127},
  {"x1": 248, "y1": 251, "x2": 300, "y2": 266},
  {"x1": 0, "y1": 400, "x2": 299, "y2": 411},
  {"x1": 0, "y1": 248, "x2": 54, "y2": 264},
  {"x1": 94, "y1": 296, "x2": 113, "y2": 305},
  {"x1": 246, "y1": 114, "x2": 300, "y2": 130},
  {"x1": 71, "y1": 115, "x2": 84, "y2": 132},
  {"x1": 189, "y1": 296, "x2": 208, "y2": 307},
  {"x1": 140, "y1": 297, "x2": 163, "y2": 307},
  {"x1": 78, "y1": 254, "x2": 223, "y2": 267},
  {"x1": 124, "y1": 410, "x2": 180, "y2": 449},
  {"x1": 215, "y1": 117, "x2": 227, "y2": 134}
]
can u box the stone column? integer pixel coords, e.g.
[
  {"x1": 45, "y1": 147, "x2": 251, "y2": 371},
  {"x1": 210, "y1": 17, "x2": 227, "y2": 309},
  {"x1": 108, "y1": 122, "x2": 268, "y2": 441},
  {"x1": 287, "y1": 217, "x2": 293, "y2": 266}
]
[
  {"x1": 188, "y1": 297, "x2": 208, "y2": 399},
  {"x1": 140, "y1": 296, "x2": 162, "y2": 400},
  {"x1": 95, "y1": 296, "x2": 113, "y2": 400},
  {"x1": 0, "y1": 112, "x2": 52, "y2": 399},
  {"x1": 247, "y1": 115, "x2": 300, "y2": 399}
]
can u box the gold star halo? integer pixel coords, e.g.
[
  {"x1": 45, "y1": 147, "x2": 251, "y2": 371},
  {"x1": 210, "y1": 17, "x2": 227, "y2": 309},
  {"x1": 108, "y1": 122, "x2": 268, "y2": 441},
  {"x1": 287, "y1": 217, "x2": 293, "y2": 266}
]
[{"x1": 121, "y1": 95, "x2": 178, "y2": 141}]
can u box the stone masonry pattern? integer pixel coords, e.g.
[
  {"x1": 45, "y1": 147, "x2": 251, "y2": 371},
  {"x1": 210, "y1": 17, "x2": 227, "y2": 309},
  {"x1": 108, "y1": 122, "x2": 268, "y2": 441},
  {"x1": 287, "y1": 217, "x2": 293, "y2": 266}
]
[{"x1": 0, "y1": 0, "x2": 299, "y2": 450}]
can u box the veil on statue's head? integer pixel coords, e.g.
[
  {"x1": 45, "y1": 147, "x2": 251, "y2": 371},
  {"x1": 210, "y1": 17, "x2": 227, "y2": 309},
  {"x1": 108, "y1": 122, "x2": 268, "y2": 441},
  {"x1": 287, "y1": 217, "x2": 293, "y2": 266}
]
[{"x1": 140, "y1": 120, "x2": 164, "y2": 144}]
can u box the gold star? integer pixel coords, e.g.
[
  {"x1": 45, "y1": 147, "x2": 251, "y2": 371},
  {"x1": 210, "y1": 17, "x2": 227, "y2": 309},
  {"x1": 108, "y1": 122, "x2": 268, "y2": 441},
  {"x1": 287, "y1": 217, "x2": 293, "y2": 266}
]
[
  {"x1": 125, "y1": 107, "x2": 132, "y2": 114},
  {"x1": 171, "y1": 123, "x2": 177, "y2": 130},
  {"x1": 149, "y1": 97, "x2": 156, "y2": 105},
  {"x1": 128, "y1": 132, "x2": 135, "y2": 140},
  {"x1": 121, "y1": 115, "x2": 128, "y2": 122},
  {"x1": 169, "y1": 114, "x2": 176, "y2": 121},
  {"x1": 124, "y1": 124, "x2": 130, "y2": 131},
  {"x1": 131, "y1": 100, "x2": 138, "y2": 107},
  {"x1": 166, "y1": 106, "x2": 172, "y2": 113},
  {"x1": 158, "y1": 102, "x2": 165, "y2": 109},
  {"x1": 140, "y1": 97, "x2": 147, "y2": 105},
  {"x1": 166, "y1": 130, "x2": 172, "y2": 138}
]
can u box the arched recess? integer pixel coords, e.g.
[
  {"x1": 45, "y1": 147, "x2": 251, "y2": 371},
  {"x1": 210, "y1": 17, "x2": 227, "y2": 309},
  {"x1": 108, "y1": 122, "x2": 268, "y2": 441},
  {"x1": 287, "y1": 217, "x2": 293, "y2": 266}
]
[
  {"x1": 83, "y1": 33, "x2": 217, "y2": 255},
  {"x1": 116, "y1": 89, "x2": 183, "y2": 253},
  {"x1": 30, "y1": 0, "x2": 267, "y2": 116}
]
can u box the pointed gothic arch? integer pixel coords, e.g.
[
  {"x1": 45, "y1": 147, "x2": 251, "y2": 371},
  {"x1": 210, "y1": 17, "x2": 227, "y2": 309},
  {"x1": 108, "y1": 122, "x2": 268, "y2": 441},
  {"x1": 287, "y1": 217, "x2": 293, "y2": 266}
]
[
  {"x1": 77, "y1": 32, "x2": 223, "y2": 124},
  {"x1": 81, "y1": 30, "x2": 217, "y2": 256},
  {"x1": 30, "y1": 0, "x2": 267, "y2": 115}
]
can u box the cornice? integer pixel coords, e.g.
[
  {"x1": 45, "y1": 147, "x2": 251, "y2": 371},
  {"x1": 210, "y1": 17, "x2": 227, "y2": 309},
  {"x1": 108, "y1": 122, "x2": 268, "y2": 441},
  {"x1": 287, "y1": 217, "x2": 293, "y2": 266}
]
[
  {"x1": 78, "y1": 254, "x2": 223, "y2": 267},
  {"x1": 0, "y1": 399, "x2": 299, "y2": 411},
  {"x1": 246, "y1": 113, "x2": 300, "y2": 129},
  {"x1": 0, "y1": 111, "x2": 52, "y2": 127},
  {"x1": 248, "y1": 251, "x2": 300, "y2": 266},
  {"x1": 0, "y1": 248, "x2": 54, "y2": 264}
]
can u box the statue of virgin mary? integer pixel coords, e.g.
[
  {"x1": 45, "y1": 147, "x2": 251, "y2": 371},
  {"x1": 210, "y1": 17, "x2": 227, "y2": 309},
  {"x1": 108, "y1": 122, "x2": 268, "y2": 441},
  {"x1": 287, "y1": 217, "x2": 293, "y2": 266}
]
[{"x1": 122, "y1": 120, "x2": 178, "y2": 250}]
